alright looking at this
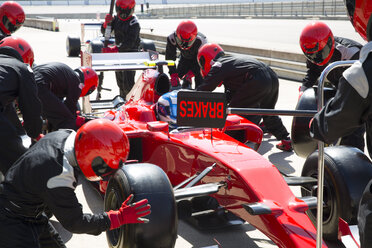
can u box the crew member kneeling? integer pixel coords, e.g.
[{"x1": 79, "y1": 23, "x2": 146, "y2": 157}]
[{"x1": 0, "y1": 119, "x2": 151, "y2": 248}]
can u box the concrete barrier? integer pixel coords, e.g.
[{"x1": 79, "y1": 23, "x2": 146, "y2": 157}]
[{"x1": 24, "y1": 17, "x2": 59, "y2": 32}]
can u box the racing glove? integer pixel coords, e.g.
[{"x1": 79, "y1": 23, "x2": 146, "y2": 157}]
[
  {"x1": 183, "y1": 71, "x2": 194, "y2": 82},
  {"x1": 170, "y1": 73, "x2": 180, "y2": 90},
  {"x1": 76, "y1": 111, "x2": 86, "y2": 129},
  {"x1": 31, "y1": 133, "x2": 45, "y2": 146},
  {"x1": 106, "y1": 194, "x2": 151, "y2": 230},
  {"x1": 102, "y1": 45, "x2": 118, "y2": 53},
  {"x1": 298, "y1": 85, "x2": 308, "y2": 99},
  {"x1": 103, "y1": 14, "x2": 113, "y2": 29}
]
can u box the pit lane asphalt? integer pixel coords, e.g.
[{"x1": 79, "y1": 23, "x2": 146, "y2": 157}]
[{"x1": 16, "y1": 17, "x2": 357, "y2": 248}]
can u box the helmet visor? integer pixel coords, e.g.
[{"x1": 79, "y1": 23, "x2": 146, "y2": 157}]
[
  {"x1": 176, "y1": 35, "x2": 196, "y2": 50},
  {"x1": 304, "y1": 36, "x2": 333, "y2": 65},
  {"x1": 2, "y1": 15, "x2": 22, "y2": 33},
  {"x1": 92, "y1": 156, "x2": 123, "y2": 180},
  {"x1": 116, "y1": 5, "x2": 134, "y2": 20}
]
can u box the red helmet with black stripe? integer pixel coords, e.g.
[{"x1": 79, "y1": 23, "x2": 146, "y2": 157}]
[
  {"x1": 115, "y1": 0, "x2": 135, "y2": 21},
  {"x1": 197, "y1": 43, "x2": 224, "y2": 77},
  {"x1": 75, "y1": 66, "x2": 98, "y2": 97},
  {"x1": 299, "y1": 21, "x2": 335, "y2": 66},
  {"x1": 0, "y1": 1, "x2": 25, "y2": 35},
  {"x1": 176, "y1": 20, "x2": 198, "y2": 50},
  {"x1": 344, "y1": 0, "x2": 372, "y2": 41},
  {"x1": 74, "y1": 119, "x2": 129, "y2": 181}
]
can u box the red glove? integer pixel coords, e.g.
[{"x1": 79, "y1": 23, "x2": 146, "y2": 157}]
[
  {"x1": 31, "y1": 133, "x2": 44, "y2": 146},
  {"x1": 76, "y1": 115, "x2": 86, "y2": 129},
  {"x1": 170, "y1": 73, "x2": 180, "y2": 87},
  {"x1": 101, "y1": 45, "x2": 118, "y2": 53},
  {"x1": 183, "y1": 71, "x2": 194, "y2": 82},
  {"x1": 106, "y1": 194, "x2": 151, "y2": 230},
  {"x1": 103, "y1": 14, "x2": 113, "y2": 28},
  {"x1": 32, "y1": 133, "x2": 44, "y2": 142},
  {"x1": 309, "y1": 117, "x2": 314, "y2": 129}
]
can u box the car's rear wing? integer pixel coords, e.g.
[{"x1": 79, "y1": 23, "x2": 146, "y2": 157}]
[{"x1": 81, "y1": 50, "x2": 161, "y2": 71}]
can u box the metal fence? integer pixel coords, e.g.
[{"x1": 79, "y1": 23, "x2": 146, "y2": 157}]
[
  {"x1": 6, "y1": 0, "x2": 347, "y2": 19},
  {"x1": 146, "y1": 0, "x2": 347, "y2": 19}
]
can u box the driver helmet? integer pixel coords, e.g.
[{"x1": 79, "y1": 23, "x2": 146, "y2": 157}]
[
  {"x1": 0, "y1": 36, "x2": 34, "y2": 66},
  {"x1": 115, "y1": 0, "x2": 135, "y2": 21},
  {"x1": 176, "y1": 20, "x2": 198, "y2": 50},
  {"x1": 75, "y1": 66, "x2": 99, "y2": 97},
  {"x1": 299, "y1": 21, "x2": 335, "y2": 66},
  {"x1": 156, "y1": 90, "x2": 179, "y2": 129},
  {"x1": 74, "y1": 119, "x2": 129, "y2": 181},
  {"x1": 344, "y1": 0, "x2": 372, "y2": 41},
  {"x1": 0, "y1": 1, "x2": 25, "y2": 35},
  {"x1": 197, "y1": 43, "x2": 225, "y2": 77}
]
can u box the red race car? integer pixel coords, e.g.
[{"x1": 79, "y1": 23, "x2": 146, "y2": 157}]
[{"x1": 81, "y1": 54, "x2": 372, "y2": 248}]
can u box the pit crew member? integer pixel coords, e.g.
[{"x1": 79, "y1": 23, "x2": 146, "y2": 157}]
[
  {"x1": 0, "y1": 119, "x2": 151, "y2": 248},
  {"x1": 166, "y1": 20, "x2": 207, "y2": 90},
  {"x1": 309, "y1": 1, "x2": 372, "y2": 246},
  {"x1": 101, "y1": 0, "x2": 140, "y2": 98},
  {"x1": 0, "y1": 1, "x2": 27, "y2": 137},
  {"x1": 0, "y1": 36, "x2": 42, "y2": 175},
  {"x1": 34, "y1": 62, "x2": 98, "y2": 131},
  {"x1": 0, "y1": 1, "x2": 25, "y2": 40},
  {"x1": 196, "y1": 43, "x2": 292, "y2": 151},
  {"x1": 300, "y1": 21, "x2": 366, "y2": 152}
]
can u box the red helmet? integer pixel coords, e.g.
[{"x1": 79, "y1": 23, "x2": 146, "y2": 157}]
[
  {"x1": 0, "y1": 1, "x2": 25, "y2": 35},
  {"x1": 197, "y1": 43, "x2": 224, "y2": 77},
  {"x1": 299, "y1": 22, "x2": 335, "y2": 66},
  {"x1": 115, "y1": 0, "x2": 135, "y2": 21},
  {"x1": 74, "y1": 119, "x2": 129, "y2": 181},
  {"x1": 344, "y1": 0, "x2": 372, "y2": 41},
  {"x1": 0, "y1": 36, "x2": 34, "y2": 66},
  {"x1": 176, "y1": 20, "x2": 198, "y2": 50},
  {"x1": 75, "y1": 66, "x2": 99, "y2": 97}
]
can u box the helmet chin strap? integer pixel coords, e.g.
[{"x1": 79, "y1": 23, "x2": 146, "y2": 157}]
[{"x1": 64, "y1": 131, "x2": 78, "y2": 167}]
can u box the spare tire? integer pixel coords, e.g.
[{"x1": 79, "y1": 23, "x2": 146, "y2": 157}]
[
  {"x1": 66, "y1": 35, "x2": 81, "y2": 57},
  {"x1": 104, "y1": 163, "x2": 177, "y2": 248},
  {"x1": 291, "y1": 87, "x2": 336, "y2": 158},
  {"x1": 87, "y1": 39, "x2": 104, "y2": 53}
]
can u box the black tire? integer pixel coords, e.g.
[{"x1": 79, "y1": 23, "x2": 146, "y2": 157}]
[
  {"x1": 104, "y1": 163, "x2": 177, "y2": 248},
  {"x1": 139, "y1": 39, "x2": 156, "y2": 52},
  {"x1": 291, "y1": 87, "x2": 336, "y2": 158},
  {"x1": 87, "y1": 39, "x2": 104, "y2": 53},
  {"x1": 66, "y1": 35, "x2": 81, "y2": 57},
  {"x1": 301, "y1": 146, "x2": 372, "y2": 241}
]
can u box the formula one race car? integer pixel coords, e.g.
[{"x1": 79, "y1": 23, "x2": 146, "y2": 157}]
[{"x1": 81, "y1": 54, "x2": 372, "y2": 248}]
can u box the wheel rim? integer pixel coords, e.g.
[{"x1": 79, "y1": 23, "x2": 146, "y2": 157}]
[
  {"x1": 106, "y1": 188, "x2": 122, "y2": 247},
  {"x1": 303, "y1": 173, "x2": 337, "y2": 226}
]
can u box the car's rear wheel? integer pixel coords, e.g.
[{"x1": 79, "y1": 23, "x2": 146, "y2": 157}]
[
  {"x1": 301, "y1": 146, "x2": 372, "y2": 241},
  {"x1": 140, "y1": 39, "x2": 156, "y2": 52},
  {"x1": 66, "y1": 35, "x2": 81, "y2": 57},
  {"x1": 104, "y1": 163, "x2": 177, "y2": 248}
]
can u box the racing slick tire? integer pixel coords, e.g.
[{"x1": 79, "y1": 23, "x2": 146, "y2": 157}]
[
  {"x1": 139, "y1": 39, "x2": 156, "y2": 52},
  {"x1": 291, "y1": 87, "x2": 335, "y2": 158},
  {"x1": 104, "y1": 163, "x2": 178, "y2": 248},
  {"x1": 301, "y1": 146, "x2": 372, "y2": 241},
  {"x1": 66, "y1": 35, "x2": 81, "y2": 57},
  {"x1": 87, "y1": 39, "x2": 104, "y2": 54}
]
